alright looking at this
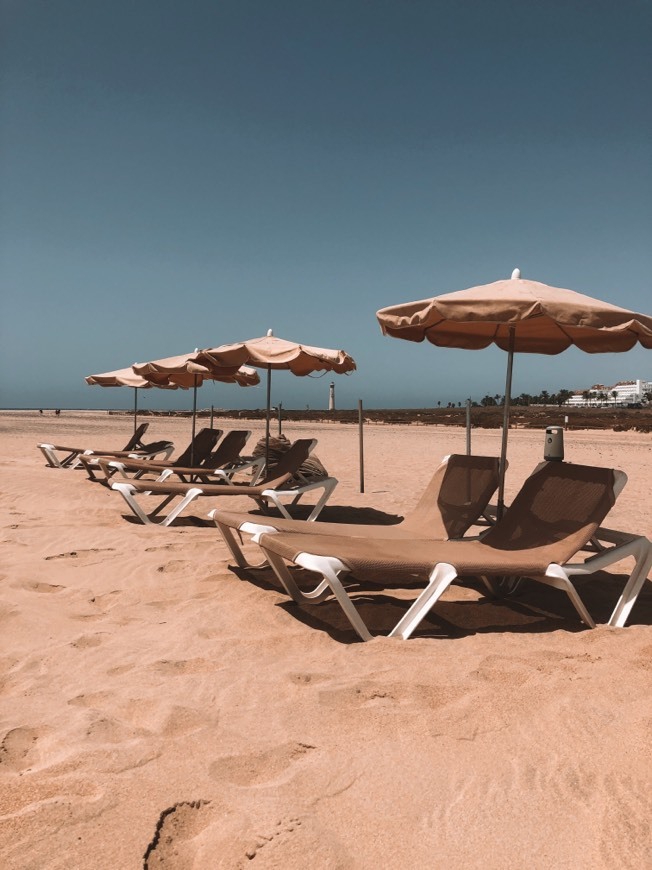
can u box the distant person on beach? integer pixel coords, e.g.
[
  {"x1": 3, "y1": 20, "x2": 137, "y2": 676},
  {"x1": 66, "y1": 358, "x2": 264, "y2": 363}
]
[
  {"x1": 39, "y1": 409, "x2": 43, "y2": 414},
  {"x1": 55, "y1": 409, "x2": 60, "y2": 416}
]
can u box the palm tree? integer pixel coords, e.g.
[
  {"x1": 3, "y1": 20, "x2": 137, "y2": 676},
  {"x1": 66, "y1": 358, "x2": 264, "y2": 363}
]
[
  {"x1": 611, "y1": 390, "x2": 618, "y2": 405},
  {"x1": 557, "y1": 389, "x2": 572, "y2": 406}
]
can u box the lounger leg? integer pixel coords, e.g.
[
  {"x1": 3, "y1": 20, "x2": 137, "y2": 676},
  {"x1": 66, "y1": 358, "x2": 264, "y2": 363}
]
[
  {"x1": 306, "y1": 479, "x2": 338, "y2": 521},
  {"x1": 293, "y1": 553, "x2": 374, "y2": 642},
  {"x1": 38, "y1": 444, "x2": 61, "y2": 467},
  {"x1": 608, "y1": 544, "x2": 652, "y2": 628},
  {"x1": 211, "y1": 517, "x2": 271, "y2": 570},
  {"x1": 70, "y1": 449, "x2": 94, "y2": 470},
  {"x1": 111, "y1": 484, "x2": 203, "y2": 526},
  {"x1": 260, "y1": 547, "x2": 373, "y2": 641},
  {"x1": 542, "y1": 565, "x2": 596, "y2": 628},
  {"x1": 389, "y1": 563, "x2": 459, "y2": 640}
]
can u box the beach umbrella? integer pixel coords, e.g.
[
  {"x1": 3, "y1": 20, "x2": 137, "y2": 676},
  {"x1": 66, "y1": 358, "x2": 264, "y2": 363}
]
[
  {"x1": 85, "y1": 366, "x2": 181, "y2": 433},
  {"x1": 377, "y1": 268, "x2": 652, "y2": 516},
  {"x1": 190, "y1": 330, "x2": 356, "y2": 467},
  {"x1": 133, "y1": 352, "x2": 260, "y2": 464}
]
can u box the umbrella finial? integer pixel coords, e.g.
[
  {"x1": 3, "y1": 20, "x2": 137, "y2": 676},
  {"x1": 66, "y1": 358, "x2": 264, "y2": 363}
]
[
  {"x1": 267, "y1": 328, "x2": 273, "y2": 337},
  {"x1": 511, "y1": 268, "x2": 521, "y2": 280}
]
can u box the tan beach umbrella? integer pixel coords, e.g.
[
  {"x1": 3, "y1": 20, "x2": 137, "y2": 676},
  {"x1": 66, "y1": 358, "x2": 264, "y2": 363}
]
[
  {"x1": 191, "y1": 330, "x2": 356, "y2": 466},
  {"x1": 377, "y1": 268, "x2": 652, "y2": 515},
  {"x1": 133, "y1": 352, "x2": 260, "y2": 464},
  {"x1": 85, "y1": 366, "x2": 182, "y2": 433}
]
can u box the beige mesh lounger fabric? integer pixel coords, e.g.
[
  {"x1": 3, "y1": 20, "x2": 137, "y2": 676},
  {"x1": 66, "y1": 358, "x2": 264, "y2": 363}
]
[
  {"x1": 210, "y1": 454, "x2": 501, "y2": 569},
  {"x1": 257, "y1": 461, "x2": 652, "y2": 641},
  {"x1": 37, "y1": 423, "x2": 172, "y2": 469},
  {"x1": 153, "y1": 430, "x2": 255, "y2": 483},
  {"x1": 110, "y1": 438, "x2": 338, "y2": 526},
  {"x1": 83, "y1": 427, "x2": 222, "y2": 482}
]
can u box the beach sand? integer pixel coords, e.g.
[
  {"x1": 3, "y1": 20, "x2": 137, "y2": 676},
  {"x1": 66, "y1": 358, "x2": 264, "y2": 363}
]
[{"x1": 1, "y1": 411, "x2": 651, "y2": 869}]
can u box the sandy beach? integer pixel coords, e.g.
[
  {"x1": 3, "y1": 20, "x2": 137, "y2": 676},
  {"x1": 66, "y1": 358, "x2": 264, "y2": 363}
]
[{"x1": 1, "y1": 411, "x2": 651, "y2": 869}]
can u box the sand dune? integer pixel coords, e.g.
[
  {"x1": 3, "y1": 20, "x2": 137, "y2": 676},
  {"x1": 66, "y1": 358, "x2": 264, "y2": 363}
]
[{"x1": 1, "y1": 412, "x2": 651, "y2": 868}]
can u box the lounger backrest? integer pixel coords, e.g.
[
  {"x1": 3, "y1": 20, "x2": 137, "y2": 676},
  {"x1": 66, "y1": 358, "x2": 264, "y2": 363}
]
[
  {"x1": 482, "y1": 462, "x2": 619, "y2": 565},
  {"x1": 200, "y1": 430, "x2": 251, "y2": 469},
  {"x1": 174, "y1": 428, "x2": 221, "y2": 467},
  {"x1": 261, "y1": 438, "x2": 316, "y2": 486},
  {"x1": 402, "y1": 454, "x2": 500, "y2": 539},
  {"x1": 123, "y1": 422, "x2": 150, "y2": 451}
]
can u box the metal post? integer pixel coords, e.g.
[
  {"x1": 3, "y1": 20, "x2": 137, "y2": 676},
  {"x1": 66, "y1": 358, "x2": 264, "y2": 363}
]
[
  {"x1": 265, "y1": 365, "x2": 272, "y2": 472},
  {"x1": 497, "y1": 327, "x2": 515, "y2": 519},
  {"x1": 134, "y1": 388, "x2": 138, "y2": 433},
  {"x1": 277, "y1": 401, "x2": 282, "y2": 436},
  {"x1": 465, "y1": 398, "x2": 471, "y2": 455},
  {"x1": 210, "y1": 404, "x2": 214, "y2": 429},
  {"x1": 190, "y1": 376, "x2": 198, "y2": 467},
  {"x1": 358, "y1": 399, "x2": 365, "y2": 493}
]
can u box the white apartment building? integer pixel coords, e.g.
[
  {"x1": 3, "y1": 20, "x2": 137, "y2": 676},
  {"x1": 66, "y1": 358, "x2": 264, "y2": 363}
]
[{"x1": 565, "y1": 379, "x2": 652, "y2": 407}]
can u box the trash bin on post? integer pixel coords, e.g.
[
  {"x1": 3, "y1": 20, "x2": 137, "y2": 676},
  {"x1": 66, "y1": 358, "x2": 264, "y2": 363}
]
[{"x1": 544, "y1": 426, "x2": 564, "y2": 461}]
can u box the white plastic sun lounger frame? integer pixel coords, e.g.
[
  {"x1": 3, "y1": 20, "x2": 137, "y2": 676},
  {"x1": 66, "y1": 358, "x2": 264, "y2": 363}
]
[
  {"x1": 255, "y1": 473, "x2": 652, "y2": 640},
  {"x1": 79, "y1": 444, "x2": 175, "y2": 479},
  {"x1": 110, "y1": 475, "x2": 339, "y2": 527},
  {"x1": 38, "y1": 441, "x2": 174, "y2": 470},
  {"x1": 156, "y1": 454, "x2": 266, "y2": 485}
]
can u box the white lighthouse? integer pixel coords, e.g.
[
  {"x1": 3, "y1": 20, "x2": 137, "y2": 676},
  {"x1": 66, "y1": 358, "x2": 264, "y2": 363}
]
[{"x1": 329, "y1": 381, "x2": 335, "y2": 411}]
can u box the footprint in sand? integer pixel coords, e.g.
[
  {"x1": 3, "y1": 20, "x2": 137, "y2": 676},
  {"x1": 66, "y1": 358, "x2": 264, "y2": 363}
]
[
  {"x1": 209, "y1": 741, "x2": 316, "y2": 787},
  {"x1": 106, "y1": 664, "x2": 135, "y2": 676},
  {"x1": 150, "y1": 659, "x2": 214, "y2": 676},
  {"x1": 22, "y1": 580, "x2": 65, "y2": 594},
  {"x1": 242, "y1": 815, "x2": 352, "y2": 866},
  {"x1": 160, "y1": 705, "x2": 209, "y2": 737},
  {"x1": 70, "y1": 634, "x2": 105, "y2": 649},
  {"x1": 68, "y1": 691, "x2": 111, "y2": 708},
  {"x1": 288, "y1": 671, "x2": 331, "y2": 686},
  {"x1": 156, "y1": 560, "x2": 191, "y2": 574},
  {"x1": 143, "y1": 802, "x2": 351, "y2": 868},
  {"x1": 318, "y1": 680, "x2": 466, "y2": 712},
  {"x1": 144, "y1": 543, "x2": 185, "y2": 553},
  {"x1": 143, "y1": 800, "x2": 213, "y2": 869},
  {"x1": 44, "y1": 548, "x2": 115, "y2": 565},
  {"x1": 0, "y1": 726, "x2": 46, "y2": 771}
]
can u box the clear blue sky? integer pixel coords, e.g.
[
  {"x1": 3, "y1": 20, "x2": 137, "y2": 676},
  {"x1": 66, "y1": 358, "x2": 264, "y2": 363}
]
[{"x1": 2, "y1": 0, "x2": 651, "y2": 411}]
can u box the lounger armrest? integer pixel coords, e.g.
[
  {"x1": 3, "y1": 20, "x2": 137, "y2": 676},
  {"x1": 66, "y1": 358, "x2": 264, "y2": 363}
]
[
  {"x1": 198, "y1": 456, "x2": 266, "y2": 483},
  {"x1": 261, "y1": 476, "x2": 338, "y2": 522},
  {"x1": 593, "y1": 526, "x2": 643, "y2": 547}
]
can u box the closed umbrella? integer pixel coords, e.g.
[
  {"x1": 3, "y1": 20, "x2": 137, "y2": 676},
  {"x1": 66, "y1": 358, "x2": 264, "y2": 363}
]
[
  {"x1": 191, "y1": 330, "x2": 356, "y2": 467},
  {"x1": 377, "y1": 268, "x2": 652, "y2": 516}
]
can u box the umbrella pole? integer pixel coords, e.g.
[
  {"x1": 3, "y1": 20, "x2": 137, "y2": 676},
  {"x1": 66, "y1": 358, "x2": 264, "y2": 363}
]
[
  {"x1": 465, "y1": 398, "x2": 471, "y2": 455},
  {"x1": 191, "y1": 376, "x2": 198, "y2": 467},
  {"x1": 265, "y1": 365, "x2": 272, "y2": 473},
  {"x1": 134, "y1": 388, "x2": 138, "y2": 434},
  {"x1": 497, "y1": 327, "x2": 515, "y2": 519}
]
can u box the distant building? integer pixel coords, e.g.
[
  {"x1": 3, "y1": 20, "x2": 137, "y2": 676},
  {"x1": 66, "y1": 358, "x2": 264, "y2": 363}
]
[{"x1": 564, "y1": 379, "x2": 652, "y2": 407}]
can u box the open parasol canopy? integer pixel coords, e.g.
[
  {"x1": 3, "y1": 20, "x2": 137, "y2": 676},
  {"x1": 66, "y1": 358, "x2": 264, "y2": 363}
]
[
  {"x1": 133, "y1": 352, "x2": 259, "y2": 388},
  {"x1": 85, "y1": 366, "x2": 181, "y2": 433},
  {"x1": 377, "y1": 268, "x2": 652, "y2": 514},
  {"x1": 131, "y1": 352, "x2": 260, "y2": 465},
  {"x1": 191, "y1": 330, "x2": 356, "y2": 466}
]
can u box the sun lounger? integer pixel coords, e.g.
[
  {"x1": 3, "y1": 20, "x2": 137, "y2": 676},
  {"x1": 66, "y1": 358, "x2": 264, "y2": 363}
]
[
  {"x1": 109, "y1": 438, "x2": 338, "y2": 526},
  {"x1": 209, "y1": 453, "x2": 501, "y2": 569},
  {"x1": 148, "y1": 429, "x2": 256, "y2": 483},
  {"x1": 81, "y1": 427, "x2": 222, "y2": 482},
  {"x1": 37, "y1": 422, "x2": 172, "y2": 469},
  {"x1": 256, "y1": 461, "x2": 651, "y2": 641}
]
